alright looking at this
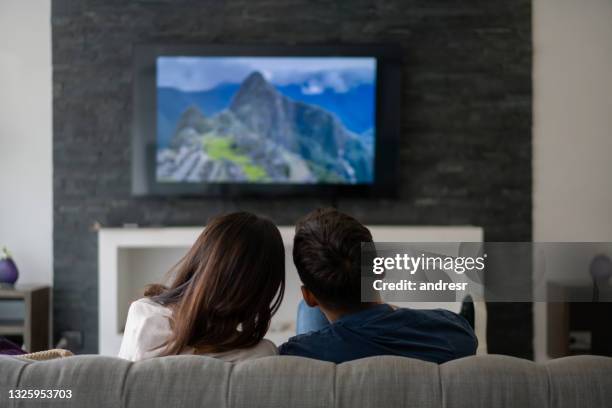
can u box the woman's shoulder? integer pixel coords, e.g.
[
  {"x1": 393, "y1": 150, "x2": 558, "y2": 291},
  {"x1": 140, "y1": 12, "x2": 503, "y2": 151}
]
[
  {"x1": 240, "y1": 338, "x2": 278, "y2": 359},
  {"x1": 126, "y1": 298, "x2": 173, "y2": 333},
  {"x1": 129, "y1": 297, "x2": 172, "y2": 318},
  {"x1": 119, "y1": 298, "x2": 172, "y2": 361},
  {"x1": 130, "y1": 296, "x2": 166, "y2": 309},
  {"x1": 252, "y1": 338, "x2": 278, "y2": 355},
  {"x1": 206, "y1": 338, "x2": 278, "y2": 363}
]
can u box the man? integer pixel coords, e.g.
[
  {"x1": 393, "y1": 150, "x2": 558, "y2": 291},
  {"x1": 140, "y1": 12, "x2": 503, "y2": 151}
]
[{"x1": 279, "y1": 208, "x2": 477, "y2": 364}]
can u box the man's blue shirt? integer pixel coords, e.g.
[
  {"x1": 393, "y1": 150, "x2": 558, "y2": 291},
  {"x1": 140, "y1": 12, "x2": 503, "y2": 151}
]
[{"x1": 278, "y1": 304, "x2": 477, "y2": 364}]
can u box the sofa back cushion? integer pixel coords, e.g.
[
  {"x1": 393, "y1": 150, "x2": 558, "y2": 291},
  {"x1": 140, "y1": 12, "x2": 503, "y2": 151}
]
[{"x1": 1, "y1": 354, "x2": 611, "y2": 408}]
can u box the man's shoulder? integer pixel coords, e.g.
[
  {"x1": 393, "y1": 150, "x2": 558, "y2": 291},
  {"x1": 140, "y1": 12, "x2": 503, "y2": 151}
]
[
  {"x1": 394, "y1": 306, "x2": 466, "y2": 323},
  {"x1": 280, "y1": 327, "x2": 332, "y2": 348},
  {"x1": 387, "y1": 306, "x2": 475, "y2": 341},
  {"x1": 278, "y1": 327, "x2": 336, "y2": 357},
  {"x1": 423, "y1": 308, "x2": 472, "y2": 327}
]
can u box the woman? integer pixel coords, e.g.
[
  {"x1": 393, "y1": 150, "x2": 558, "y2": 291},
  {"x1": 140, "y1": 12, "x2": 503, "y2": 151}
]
[{"x1": 118, "y1": 212, "x2": 285, "y2": 362}]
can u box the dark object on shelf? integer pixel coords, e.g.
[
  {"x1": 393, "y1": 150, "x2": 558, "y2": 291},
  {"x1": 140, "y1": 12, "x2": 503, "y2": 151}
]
[
  {"x1": 0, "y1": 285, "x2": 50, "y2": 352},
  {"x1": 0, "y1": 247, "x2": 19, "y2": 286}
]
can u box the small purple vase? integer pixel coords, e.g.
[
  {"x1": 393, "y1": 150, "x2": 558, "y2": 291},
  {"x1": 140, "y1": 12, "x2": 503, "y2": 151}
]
[{"x1": 0, "y1": 247, "x2": 19, "y2": 286}]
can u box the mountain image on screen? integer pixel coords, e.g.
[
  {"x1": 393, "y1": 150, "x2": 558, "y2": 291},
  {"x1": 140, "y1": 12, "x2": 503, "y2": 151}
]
[{"x1": 156, "y1": 60, "x2": 375, "y2": 184}]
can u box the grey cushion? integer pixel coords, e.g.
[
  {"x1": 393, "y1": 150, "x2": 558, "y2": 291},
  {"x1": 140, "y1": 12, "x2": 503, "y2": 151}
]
[
  {"x1": 336, "y1": 355, "x2": 441, "y2": 408},
  {"x1": 125, "y1": 355, "x2": 231, "y2": 408},
  {"x1": 1, "y1": 354, "x2": 611, "y2": 408},
  {"x1": 440, "y1": 355, "x2": 548, "y2": 408},
  {"x1": 230, "y1": 356, "x2": 334, "y2": 408},
  {"x1": 0, "y1": 356, "x2": 29, "y2": 397},
  {"x1": 546, "y1": 355, "x2": 612, "y2": 408},
  {"x1": 1, "y1": 355, "x2": 131, "y2": 408}
]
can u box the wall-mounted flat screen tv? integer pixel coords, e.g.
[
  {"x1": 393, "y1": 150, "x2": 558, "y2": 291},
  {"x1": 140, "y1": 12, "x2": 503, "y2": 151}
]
[{"x1": 132, "y1": 45, "x2": 400, "y2": 197}]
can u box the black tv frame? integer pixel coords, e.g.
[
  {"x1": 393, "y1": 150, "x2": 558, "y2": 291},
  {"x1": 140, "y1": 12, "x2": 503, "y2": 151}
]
[{"x1": 132, "y1": 44, "x2": 401, "y2": 198}]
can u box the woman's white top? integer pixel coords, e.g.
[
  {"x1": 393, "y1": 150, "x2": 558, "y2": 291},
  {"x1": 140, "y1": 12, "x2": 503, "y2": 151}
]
[{"x1": 118, "y1": 297, "x2": 278, "y2": 362}]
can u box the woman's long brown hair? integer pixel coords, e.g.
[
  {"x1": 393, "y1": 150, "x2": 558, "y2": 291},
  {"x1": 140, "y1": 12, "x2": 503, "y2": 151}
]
[{"x1": 144, "y1": 212, "x2": 285, "y2": 355}]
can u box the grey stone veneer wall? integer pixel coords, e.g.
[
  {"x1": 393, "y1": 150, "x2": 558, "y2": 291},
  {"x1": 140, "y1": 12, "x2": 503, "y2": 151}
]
[{"x1": 52, "y1": 0, "x2": 532, "y2": 355}]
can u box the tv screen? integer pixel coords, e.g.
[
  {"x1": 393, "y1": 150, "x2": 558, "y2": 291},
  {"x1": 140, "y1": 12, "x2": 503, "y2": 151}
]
[{"x1": 133, "y1": 45, "x2": 400, "y2": 197}]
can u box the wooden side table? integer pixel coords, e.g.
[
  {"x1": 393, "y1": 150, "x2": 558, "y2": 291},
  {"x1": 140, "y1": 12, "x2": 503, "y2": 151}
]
[{"x1": 0, "y1": 285, "x2": 50, "y2": 352}]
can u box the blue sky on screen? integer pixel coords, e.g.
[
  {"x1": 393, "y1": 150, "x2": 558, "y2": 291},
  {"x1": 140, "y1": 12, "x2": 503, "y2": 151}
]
[{"x1": 157, "y1": 56, "x2": 376, "y2": 93}]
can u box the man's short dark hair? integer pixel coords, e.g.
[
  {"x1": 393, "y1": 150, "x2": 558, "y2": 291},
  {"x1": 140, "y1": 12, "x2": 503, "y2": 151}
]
[{"x1": 293, "y1": 208, "x2": 373, "y2": 309}]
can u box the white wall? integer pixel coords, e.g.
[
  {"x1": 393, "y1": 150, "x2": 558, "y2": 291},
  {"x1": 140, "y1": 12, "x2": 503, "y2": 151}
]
[
  {"x1": 0, "y1": 0, "x2": 53, "y2": 285},
  {"x1": 533, "y1": 0, "x2": 612, "y2": 360}
]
